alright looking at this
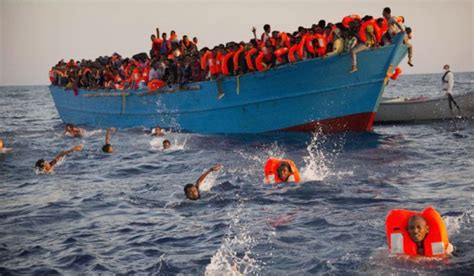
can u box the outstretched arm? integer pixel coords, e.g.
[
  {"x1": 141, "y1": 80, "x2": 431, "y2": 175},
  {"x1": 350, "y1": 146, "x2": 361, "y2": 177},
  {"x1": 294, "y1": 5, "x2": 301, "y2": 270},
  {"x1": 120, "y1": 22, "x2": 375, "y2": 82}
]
[
  {"x1": 196, "y1": 164, "x2": 223, "y2": 189},
  {"x1": 52, "y1": 144, "x2": 83, "y2": 164},
  {"x1": 251, "y1": 26, "x2": 257, "y2": 40}
]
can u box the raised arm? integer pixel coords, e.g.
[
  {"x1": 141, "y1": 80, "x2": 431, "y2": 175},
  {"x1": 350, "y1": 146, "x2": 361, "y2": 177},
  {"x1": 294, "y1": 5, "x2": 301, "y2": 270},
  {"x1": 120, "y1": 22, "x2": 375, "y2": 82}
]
[
  {"x1": 196, "y1": 164, "x2": 223, "y2": 189},
  {"x1": 105, "y1": 128, "x2": 115, "y2": 144},
  {"x1": 53, "y1": 144, "x2": 83, "y2": 164},
  {"x1": 251, "y1": 26, "x2": 257, "y2": 40}
]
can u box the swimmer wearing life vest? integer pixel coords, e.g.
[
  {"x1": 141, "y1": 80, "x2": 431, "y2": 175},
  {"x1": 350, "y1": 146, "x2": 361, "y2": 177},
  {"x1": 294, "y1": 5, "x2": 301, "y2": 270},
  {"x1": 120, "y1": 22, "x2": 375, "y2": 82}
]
[
  {"x1": 386, "y1": 207, "x2": 454, "y2": 257},
  {"x1": 264, "y1": 158, "x2": 301, "y2": 184},
  {"x1": 184, "y1": 164, "x2": 223, "y2": 200},
  {"x1": 35, "y1": 144, "x2": 83, "y2": 173},
  {"x1": 64, "y1": 123, "x2": 85, "y2": 138}
]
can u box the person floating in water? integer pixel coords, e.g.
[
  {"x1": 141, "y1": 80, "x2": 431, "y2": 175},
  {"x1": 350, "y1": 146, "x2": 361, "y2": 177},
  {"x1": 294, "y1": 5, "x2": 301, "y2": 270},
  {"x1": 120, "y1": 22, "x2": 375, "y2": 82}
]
[
  {"x1": 102, "y1": 128, "x2": 115, "y2": 153},
  {"x1": 0, "y1": 138, "x2": 12, "y2": 153},
  {"x1": 386, "y1": 206, "x2": 453, "y2": 257},
  {"x1": 162, "y1": 139, "x2": 171, "y2": 150},
  {"x1": 35, "y1": 144, "x2": 83, "y2": 173},
  {"x1": 152, "y1": 126, "x2": 165, "y2": 137},
  {"x1": 264, "y1": 158, "x2": 301, "y2": 184},
  {"x1": 64, "y1": 123, "x2": 85, "y2": 138},
  {"x1": 442, "y1": 64, "x2": 461, "y2": 113},
  {"x1": 184, "y1": 164, "x2": 223, "y2": 200}
]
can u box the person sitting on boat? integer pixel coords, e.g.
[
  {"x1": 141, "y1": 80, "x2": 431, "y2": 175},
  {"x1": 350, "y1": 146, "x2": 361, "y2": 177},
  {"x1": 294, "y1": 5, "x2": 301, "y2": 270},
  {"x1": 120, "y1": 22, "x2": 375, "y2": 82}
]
[
  {"x1": 264, "y1": 158, "x2": 301, "y2": 184},
  {"x1": 326, "y1": 28, "x2": 344, "y2": 57},
  {"x1": 442, "y1": 64, "x2": 461, "y2": 112},
  {"x1": 184, "y1": 164, "x2": 223, "y2": 200},
  {"x1": 386, "y1": 207, "x2": 454, "y2": 257},
  {"x1": 64, "y1": 123, "x2": 85, "y2": 138},
  {"x1": 35, "y1": 144, "x2": 83, "y2": 173},
  {"x1": 102, "y1": 128, "x2": 115, "y2": 153},
  {"x1": 350, "y1": 16, "x2": 380, "y2": 73},
  {"x1": 382, "y1": 7, "x2": 405, "y2": 42},
  {"x1": 163, "y1": 139, "x2": 171, "y2": 150}
]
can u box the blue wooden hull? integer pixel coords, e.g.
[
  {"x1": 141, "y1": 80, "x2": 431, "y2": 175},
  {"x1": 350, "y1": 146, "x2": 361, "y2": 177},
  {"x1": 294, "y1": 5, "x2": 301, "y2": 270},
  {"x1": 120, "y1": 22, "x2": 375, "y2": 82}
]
[{"x1": 50, "y1": 34, "x2": 407, "y2": 134}]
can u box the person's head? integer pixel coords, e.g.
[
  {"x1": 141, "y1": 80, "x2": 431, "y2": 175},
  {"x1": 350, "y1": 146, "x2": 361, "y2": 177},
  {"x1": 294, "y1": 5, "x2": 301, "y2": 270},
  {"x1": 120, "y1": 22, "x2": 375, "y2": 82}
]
[
  {"x1": 154, "y1": 126, "x2": 162, "y2": 134},
  {"x1": 407, "y1": 215, "x2": 430, "y2": 243},
  {"x1": 35, "y1": 159, "x2": 51, "y2": 171},
  {"x1": 443, "y1": 64, "x2": 450, "y2": 71},
  {"x1": 318, "y1": 19, "x2": 326, "y2": 29},
  {"x1": 193, "y1": 37, "x2": 198, "y2": 44},
  {"x1": 383, "y1": 7, "x2": 391, "y2": 19},
  {"x1": 184, "y1": 183, "x2": 200, "y2": 200},
  {"x1": 163, "y1": 140, "x2": 171, "y2": 150},
  {"x1": 151, "y1": 34, "x2": 156, "y2": 41},
  {"x1": 263, "y1": 24, "x2": 271, "y2": 33},
  {"x1": 162, "y1": 32, "x2": 167, "y2": 40},
  {"x1": 102, "y1": 144, "x2": 113, "y2": 153},
  {"x1": 65, "y1": 123, "x2": 74, "y2": 131},
  {"x1": 277, "y1": 162, "x2": 292, "y2": 182}
]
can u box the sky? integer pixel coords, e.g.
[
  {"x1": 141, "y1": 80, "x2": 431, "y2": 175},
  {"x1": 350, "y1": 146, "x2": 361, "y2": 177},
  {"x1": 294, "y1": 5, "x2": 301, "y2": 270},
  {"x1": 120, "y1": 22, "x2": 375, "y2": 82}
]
[{"x1": 0, "y1": 0, "x2": 473, "y2": 86}]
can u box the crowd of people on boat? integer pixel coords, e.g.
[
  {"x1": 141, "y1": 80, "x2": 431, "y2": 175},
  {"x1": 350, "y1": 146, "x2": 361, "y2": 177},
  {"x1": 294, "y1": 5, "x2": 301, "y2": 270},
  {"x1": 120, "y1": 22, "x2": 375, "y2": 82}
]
[{"x1": 49, "y1": 7, "x2": 413, "y2": 92}]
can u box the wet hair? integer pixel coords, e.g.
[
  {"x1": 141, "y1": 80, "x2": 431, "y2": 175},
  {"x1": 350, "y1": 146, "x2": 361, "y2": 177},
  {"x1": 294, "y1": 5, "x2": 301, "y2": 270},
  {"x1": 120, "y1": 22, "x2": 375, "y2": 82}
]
[
  {"x1": 102, "y1": 144, "x2": 112, "y2": 152},
  {"x1": 35, "y1": 159, "x2": 46, "y2": 169},
  {"x1": 163, "y1": 140, "x2": 171, "y2": 148},
  {"x1": 383, "y1": 7, "x2": 391, "y2": 14},
  {"x1": 276, "y1": 162, "x2": 292, "y2": 180},
  {"x1": 65, "y1": 123, "x2": 74, "y2": 129},
  {"x1": 184, "y1": 183, "x2": 199, "y2": 200}
]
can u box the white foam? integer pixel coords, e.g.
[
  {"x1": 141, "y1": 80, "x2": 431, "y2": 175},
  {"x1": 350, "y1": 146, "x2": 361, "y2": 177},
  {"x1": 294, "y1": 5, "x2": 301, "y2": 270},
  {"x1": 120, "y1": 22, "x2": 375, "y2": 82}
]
[
  {"x1": 300, "y1": 130, "x2": 331, "y2": 182},
  {"x1": 1, "y1": 148, "x2": 13, "y2": 154},
  {"x1": 149, "y1": 135, "x2": 188, "y2": 151},
  {"x1": 443, "y1": 209, "x2": 473, "y2": 237},
  {"x1": 198, "y1": 170, "x2": 218, "y2": 192}
]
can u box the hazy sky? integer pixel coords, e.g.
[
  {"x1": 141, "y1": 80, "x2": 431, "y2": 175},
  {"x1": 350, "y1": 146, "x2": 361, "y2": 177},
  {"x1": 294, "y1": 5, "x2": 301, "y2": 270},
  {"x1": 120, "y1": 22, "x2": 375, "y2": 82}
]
[{"x1": 0, "y1": 0, "x2": 473, "y2": 86}]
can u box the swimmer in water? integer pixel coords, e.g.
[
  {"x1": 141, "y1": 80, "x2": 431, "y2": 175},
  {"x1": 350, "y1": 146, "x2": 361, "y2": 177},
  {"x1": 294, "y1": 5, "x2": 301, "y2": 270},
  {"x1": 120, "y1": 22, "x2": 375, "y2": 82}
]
[
  {"x1": 35, "y1": 144, "x2": 83, "y2": 173},
  {"x1": 184, "y1": 164, "x2": 223, "y2": 200},
  {"x1": 163, "y1": 139, "x2": 171, "y2": 150},
  {"x1": 102, "y1": 128, "x2": 115, "y2": 153},
  {"x1": 0, "y1": 138, "x2": 12, "y2": 153},
  {"x1": 407, "y1": 215, "x2": 453, "y2": 255},
  {"x1": 152, "y1": 126, "x2": 165, "y2": 137},
  {"x1": 64, "y1": 123, "x2": 85, "y2": 138}
]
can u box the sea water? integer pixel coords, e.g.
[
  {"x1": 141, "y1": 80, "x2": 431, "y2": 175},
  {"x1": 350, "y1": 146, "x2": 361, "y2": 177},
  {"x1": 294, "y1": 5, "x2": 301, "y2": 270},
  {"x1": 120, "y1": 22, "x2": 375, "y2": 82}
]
[{"x1": 0, "y1": 72, "x2": 473, "y2": 274}]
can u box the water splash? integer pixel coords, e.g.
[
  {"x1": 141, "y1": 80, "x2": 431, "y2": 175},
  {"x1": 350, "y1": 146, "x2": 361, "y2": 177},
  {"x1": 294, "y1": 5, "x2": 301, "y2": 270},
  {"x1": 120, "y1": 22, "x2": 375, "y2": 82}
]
[
  {"x1": 300, "y1": 130, "x2": 331, "y2": 182},
  {"x1": 149, "y1": 134, "x2": 188, "y2": 151},
  {"x1": 199, "y1": 169, "x2": 219, "y2": 192},
  {"x1": 444, "y1": 209, "x2": 473, "y2": 237}
]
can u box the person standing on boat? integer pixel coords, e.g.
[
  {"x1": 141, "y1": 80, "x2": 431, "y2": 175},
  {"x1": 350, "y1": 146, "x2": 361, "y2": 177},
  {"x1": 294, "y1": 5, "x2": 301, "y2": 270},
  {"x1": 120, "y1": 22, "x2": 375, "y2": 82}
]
[{"x1": 442, "y1": 64, "x2": 461, "y2": 112}]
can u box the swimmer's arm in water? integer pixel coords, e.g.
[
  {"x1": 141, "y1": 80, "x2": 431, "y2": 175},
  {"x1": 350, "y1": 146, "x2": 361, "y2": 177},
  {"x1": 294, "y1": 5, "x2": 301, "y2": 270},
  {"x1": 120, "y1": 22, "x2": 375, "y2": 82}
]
[
  {"x1": 195, "y1": 164, "x2": 223, "y2": 189},
  {"x1": 52, "y1": 144, "x2": 83, "y2": 165}
]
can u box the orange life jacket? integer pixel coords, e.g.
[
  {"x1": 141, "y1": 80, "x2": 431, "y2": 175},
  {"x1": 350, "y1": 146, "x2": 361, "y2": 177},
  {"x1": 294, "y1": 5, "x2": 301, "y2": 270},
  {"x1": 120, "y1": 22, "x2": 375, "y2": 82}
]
[
  {"x1": 147, "y1": 79, "x2": 166, "y2": 92},
  {"x1": 233, "y1": 46, "x2": 245, "y2": 74},
  {"x1": 208, "y1": 54, "x2": 219, "y2": 76},
  {"x1": 255, "y1": 51, "x2": 268, "y2": 72},
  {"x1": 142, "y1": 67, "x2": 150, "y2": 83},
  {"x1": 200, "y1": 51, "x2": 212, "y2": 71},
  {"x1": 359, "y1": 19, "x2": 382, "y2": 44},
  {"x1": 342, "y1": 14, "x2": 361, "y2": 28},
  {"x1": 264, "y1": 158, "x2": 301, "y2": 184},
  {"x1": 279, "y1": 32, "x2": 291, "y2": 48},
  {"x1": 216, "y1": 51, "x2": 223, "y2": 74},
  {"x1": 390, "y1": 67, "x2": 402, "y2": 80},
  {"x1": 313, "y1": 33, "x2": 327, "y2": 57},
  {"x1": 288, "y1": 44, "x2": 298, "y2": 63},
  {"x1": 380, "y1": 17, "x2": 389, "y2": 34},
  {"x1": 396, "y1": 16, "x2": 405, "y2": 24},
  {"x1": 245, "y1": 48, "x2": 258, "y2": 71},
  {"x1": 221, "y1": 51, "x2": 235, "y2": 76},
  {"x1": 274, "y1": 47, "x2": 289, "y2": 64},
  {"x1": 304, "y1": 34, "x2": 315, "y2": 55},
  {"x1": 49, "y1": 69, "x2": 55, "y2": 83},
  {"x1": 386, "y1": 207, "x2": 450, "y2": 257},
  {"x1": 297, "y1": 38, "x2": 306, "y2": 60}
]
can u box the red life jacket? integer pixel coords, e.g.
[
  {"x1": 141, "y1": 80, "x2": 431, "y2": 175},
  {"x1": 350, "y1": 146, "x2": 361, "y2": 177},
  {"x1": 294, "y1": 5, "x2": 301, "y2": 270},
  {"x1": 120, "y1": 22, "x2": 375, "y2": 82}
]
[
  {"x1": 245, "y1": 48, "x2": 258, "y2": 71},
  {"x1": 233, "y1": 46, "x2": 245, "y2": 74},
  {"x1": 386, "y1": 207, "x2": 450, "y2": 257},
  {"x1": 221, "y1": 51, "x2": 235, "y2": 76},
  {"x1": 200, "y1": 51, "x2": 212, "y2": 71},
  {"x1": 288, "y1": 44, "x2": 298, "y2": 63},
  {"x1": 255, "y1": 51, "x2": 268, "y2": 72},
  {"x1": 342, "y1": 14, "x2": 361, "y2": 28},
  {"x1": 359, "y1": 19, "x2": 382, "y2": 44},
  {"x1": 304, "y1": 34, "x2": 315, "y2": 55},
  {"x1": 274, "y1": 47, "x2": 289, "y2": 64},
  {"x1": 147, "y1": 79, "x2": 166, "y2": 92},
  {"x1": 264, "y1": 158, "x2": 301, "y2": 184},
  {"x1": 313, "y1": 33, "x2": 327, "y2": 57}
]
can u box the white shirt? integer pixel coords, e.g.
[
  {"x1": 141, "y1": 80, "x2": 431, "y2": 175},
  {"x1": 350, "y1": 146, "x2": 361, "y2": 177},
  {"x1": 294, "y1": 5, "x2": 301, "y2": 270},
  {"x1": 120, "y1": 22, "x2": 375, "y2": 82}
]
[{"x1": 442, "y1": 70, "x2": 454, "y2": 94}]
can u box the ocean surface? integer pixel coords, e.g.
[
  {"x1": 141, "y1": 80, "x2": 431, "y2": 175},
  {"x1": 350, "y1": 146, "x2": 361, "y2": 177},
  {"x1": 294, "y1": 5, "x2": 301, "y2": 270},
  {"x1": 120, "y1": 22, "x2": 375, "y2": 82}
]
[{"x1": 0, "y1": 72, "x2": 473, "y2": 275}]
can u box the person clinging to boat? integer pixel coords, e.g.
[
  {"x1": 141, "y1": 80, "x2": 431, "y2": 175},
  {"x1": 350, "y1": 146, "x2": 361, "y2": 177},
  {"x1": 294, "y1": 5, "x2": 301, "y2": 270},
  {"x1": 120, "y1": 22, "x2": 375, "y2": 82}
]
[
  {"x1": 386, "y1": 207, "x2": 454, "y2": 257},
  {"x1": 184, "y1": 164, "x2": 223, "y2": 200},
  {"x1": 442, "y1": 64, "x2": 461, "y2": 113},
  {"x1": 35, "y1": 144, "x2": 83, "y2": 173},
  {"x1": 102, "y1": 128, "x2": 115, "y2": 153},
  {"x1": 64, "y1": 123, "x2": 85, "y2": 138}
]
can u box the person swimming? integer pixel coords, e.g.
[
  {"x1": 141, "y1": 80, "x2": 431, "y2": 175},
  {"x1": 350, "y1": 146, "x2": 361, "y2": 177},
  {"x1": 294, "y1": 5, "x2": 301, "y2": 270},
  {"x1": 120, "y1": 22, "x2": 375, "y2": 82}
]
[
  {"x1": 35, "y1": 144, "x2": 83, "y2": 173},
  {"x1": 163, "y1": 139, "x2": 171, "y2": 150},
  {"x1": 0, "y1": 138, "x2": 12, "y2": 153},
  {"x1": 102, "y1": 128, "x2": 115, "y2": 153},
  {"x1": 184, "y1": 164, "x2": 223, "y2": 200},
  {"x1": 264, "y1": 158, "x2": 301, "y2": 184},
  {"x1": 152, "y1": 126, "x2": 165, "y2": 137},
  {"x1": 64, "y1": 123, "x2": 85, "y2": 138}
]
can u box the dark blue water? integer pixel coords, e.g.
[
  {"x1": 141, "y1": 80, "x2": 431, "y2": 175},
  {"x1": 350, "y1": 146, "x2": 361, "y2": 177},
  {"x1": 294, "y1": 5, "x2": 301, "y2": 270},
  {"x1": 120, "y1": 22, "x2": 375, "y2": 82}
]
[{"x1": 1, "y1": 73, "x2": 473, "y2": 275}]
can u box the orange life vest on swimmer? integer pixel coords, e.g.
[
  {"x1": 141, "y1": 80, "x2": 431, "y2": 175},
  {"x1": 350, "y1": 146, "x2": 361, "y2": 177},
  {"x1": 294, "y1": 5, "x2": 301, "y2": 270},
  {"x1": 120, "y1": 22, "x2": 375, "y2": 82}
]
[
  {"x1": 264, "y1": 158, "x2": 301, "y2": 184},
  {"x1": 313, "y1": 33, "x2": 327, "y2": 57},
  {"x1": 274, "y1": 47, "x2": 289, "y2": 64},
  {"x1": 245, "y1": 48, "x2": 258, "y2": 71},
  {"x1": 255, "y1": 51, "x2": 268, "y2": 72},
  {"x1": 359, "y1": 19, "x2": 382, "y2": 44},
  {"x1": 342, "y1": 14, "x2": 361, "y2": 28},
  {"x1": 147, "y1": 79, "x2": 166, "y2": 92},
  {"x1": 386, "y1": 207, "x2": 450, "y2": 257},
  {"x1": 221, "y1": 51, "x2": 235, "y2": 76},
  {"x1": 233, "y1": 46, "x2": 245, "y2": 74}
]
